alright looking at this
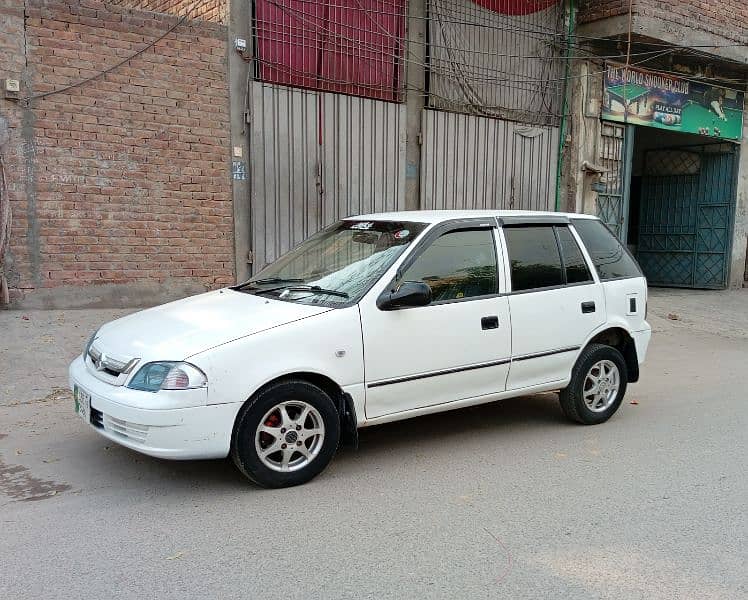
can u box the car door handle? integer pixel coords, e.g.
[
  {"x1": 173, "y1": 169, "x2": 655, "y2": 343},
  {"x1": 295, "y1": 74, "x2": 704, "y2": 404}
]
[
  {"x1": 481, "y1": 316, "x2": 499, "y2": 330},
  {"x1": 581, "y1": 301, "x2": 596, "y2": 314}
]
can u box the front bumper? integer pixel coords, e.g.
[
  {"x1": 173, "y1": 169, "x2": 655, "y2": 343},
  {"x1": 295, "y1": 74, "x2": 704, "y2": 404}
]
[{"x1": 69, "y1": 355, "x2": 240, "y2": 460}]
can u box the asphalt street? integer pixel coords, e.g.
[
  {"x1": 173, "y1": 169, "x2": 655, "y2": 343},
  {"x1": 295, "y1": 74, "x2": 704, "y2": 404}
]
[{"x1": 1, "y1": 290, "x2": 746, "y2": 599}]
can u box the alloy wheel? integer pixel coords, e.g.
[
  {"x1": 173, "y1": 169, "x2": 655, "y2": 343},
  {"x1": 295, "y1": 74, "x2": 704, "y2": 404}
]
[
  {"x1": 254, "y1": 401, "x2": 325, "y2": 472},
  {"x1": 583, "y1": 360, "x2": 620, "y2": 413}
]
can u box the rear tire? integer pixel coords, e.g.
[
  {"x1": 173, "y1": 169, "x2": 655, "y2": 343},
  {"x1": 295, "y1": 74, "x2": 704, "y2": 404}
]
[
  {"x1": 559, "y1": 343, "x2": 628, "y2": 425},
  {"x1": 231, "y1": 380, "x2": 340, "y2": 488}
]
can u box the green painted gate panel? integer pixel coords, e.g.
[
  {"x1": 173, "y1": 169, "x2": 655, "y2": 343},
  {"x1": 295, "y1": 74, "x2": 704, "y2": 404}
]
[
  {"x1": 637, "y1": 148, "x2": 736, "y2": 289},
  {"x1": 597, "y1": 123, "x2": 632, "y2": 242}
]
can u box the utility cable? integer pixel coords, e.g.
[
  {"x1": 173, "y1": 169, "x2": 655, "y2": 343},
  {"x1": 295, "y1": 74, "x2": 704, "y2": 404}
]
[{"x1": 18, "y1": 0, "x2": 207, "y2": 104}]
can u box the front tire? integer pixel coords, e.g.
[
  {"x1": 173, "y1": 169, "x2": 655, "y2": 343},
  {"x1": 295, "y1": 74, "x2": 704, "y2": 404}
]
[
  {"x1": 231, "y1": 380, "x2": 340, "y2": 488},
  {"x1": 559, "y1": 343, "x2": 628, "y2": 425}
]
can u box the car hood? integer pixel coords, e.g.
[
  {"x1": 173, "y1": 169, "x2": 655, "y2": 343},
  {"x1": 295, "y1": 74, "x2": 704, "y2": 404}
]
[{"x1": 94, "y1": 290, "x2": 332, "y2": 362}]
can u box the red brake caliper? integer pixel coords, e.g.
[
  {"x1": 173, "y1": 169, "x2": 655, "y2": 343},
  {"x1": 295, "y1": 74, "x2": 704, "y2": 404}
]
[{"x1": 260, "y1": 412, "x2": 281, "y2": 448}]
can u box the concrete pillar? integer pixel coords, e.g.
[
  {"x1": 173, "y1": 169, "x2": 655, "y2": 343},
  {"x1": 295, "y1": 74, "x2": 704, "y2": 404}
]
[
  {"x1": 563, "y1": 60, "x2": 604, "y2": 216},
  {"x1": 404, "y1": 0, "x2": 426, "y2": 211},
  {"x1": 227, "y1": 0, "x2": 252, "y2": 282},
  {"x1": 729, "y1": 115, "x2": 748, "y2": 288}
]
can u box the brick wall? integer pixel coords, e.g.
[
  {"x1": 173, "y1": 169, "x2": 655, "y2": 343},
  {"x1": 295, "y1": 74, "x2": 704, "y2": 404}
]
[
  {"x1": 578, "y1": 0, "x2": 748, "y2": 44},
  {"x1": 577, "y1": 0, "x2": 629, "y2": 23},
  {"x1": 0, "y1": 0, "x2": 233, "y2": 307},
  {"x1": 0, "y1": 0, "x2": 26, "y2": 303},
  {"x1": 107, "y1": 0, "x2": 227, "y2": 24}
]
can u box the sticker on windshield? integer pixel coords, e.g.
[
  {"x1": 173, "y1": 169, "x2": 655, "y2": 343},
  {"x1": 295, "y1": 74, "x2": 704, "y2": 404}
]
[
  {"x1": 350, "y1": 222, "x2": 374, "y2": 230},
  {"x1": 394, "y1": 229, "x2": 410, "y2": 239}
]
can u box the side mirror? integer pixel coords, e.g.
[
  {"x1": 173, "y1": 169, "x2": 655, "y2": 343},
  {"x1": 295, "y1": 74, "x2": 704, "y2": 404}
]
[{"x1": 377, "y1": 281, "x2": 432, "y2": 311}]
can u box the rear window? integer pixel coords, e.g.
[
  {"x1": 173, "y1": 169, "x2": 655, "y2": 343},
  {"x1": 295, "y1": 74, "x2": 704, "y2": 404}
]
[{"x1": 571, "y1": 219, "x2": 642, "y2": 280}]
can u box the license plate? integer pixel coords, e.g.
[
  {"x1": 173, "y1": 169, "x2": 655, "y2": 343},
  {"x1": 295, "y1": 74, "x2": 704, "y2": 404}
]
[{"x1": 74, "y1": 385, "x2": 91, "y2": 423}]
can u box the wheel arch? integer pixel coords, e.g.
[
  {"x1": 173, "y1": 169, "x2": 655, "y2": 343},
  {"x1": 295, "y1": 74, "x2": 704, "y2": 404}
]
[
  {"x1": 583, "y1": 326, "x2": 639, "y2": 383},
  {"x1": 233, "y1": 371, "x2": 359, "y2": 449}
]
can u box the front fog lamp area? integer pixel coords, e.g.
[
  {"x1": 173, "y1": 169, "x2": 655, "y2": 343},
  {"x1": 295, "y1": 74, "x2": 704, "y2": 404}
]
[{"x1": 127, "y1": 362, "x2": 207, "y2": 392}]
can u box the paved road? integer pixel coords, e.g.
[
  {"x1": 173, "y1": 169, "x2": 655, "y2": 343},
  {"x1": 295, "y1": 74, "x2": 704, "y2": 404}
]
[{"x1": 1, "y1": 291, "x2": 746, "y2": 599}]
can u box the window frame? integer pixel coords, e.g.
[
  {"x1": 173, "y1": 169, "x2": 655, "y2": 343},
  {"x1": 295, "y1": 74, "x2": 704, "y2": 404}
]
[
  {"x1": 380, "y1": 218, "x2": 502, "y2": 308},
  {"x1": 570, "y1": 218, "x2": 644, "y2": 283},
  {"x1": 555, "y1": 225, "x2": 595, "y2": 286},
  {"x1": 500, "y1": 222, "x2": 598, "y2": 295}
]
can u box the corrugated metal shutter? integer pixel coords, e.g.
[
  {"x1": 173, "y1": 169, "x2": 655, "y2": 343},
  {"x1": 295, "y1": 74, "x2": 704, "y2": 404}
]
[
  {"x1": 249, "y1": 82, "x2": 406, "y2": 271},
  {"x1": 420, "y1": 109, "x2": 559, "y2": 210}
]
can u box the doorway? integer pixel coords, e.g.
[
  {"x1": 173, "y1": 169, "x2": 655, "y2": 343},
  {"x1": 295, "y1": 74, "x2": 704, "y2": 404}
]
[{"x1": 598, "y1": 125, "x2": 738, "y2": 289}]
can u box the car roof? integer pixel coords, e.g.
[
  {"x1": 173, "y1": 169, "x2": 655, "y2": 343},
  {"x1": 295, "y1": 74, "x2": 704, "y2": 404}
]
[{"x1": 348, "y1": 210, "x2": 599, "y2": 224}]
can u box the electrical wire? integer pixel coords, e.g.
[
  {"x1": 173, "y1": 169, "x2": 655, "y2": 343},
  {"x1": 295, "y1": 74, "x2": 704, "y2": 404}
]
[
  {"x1": 19, "y1": 0, "x2": 207, "y2": 104},
  {"x1": 261, "y1": 0, "x2": 703, "y2": 62},
  {"x1": 18, "y1": 0, "x2": 746, "y2": 112},
  {"x1": 622, "y1": 0, "x2": 634, "y2": 125},
  {"x1": 257, "y1": 1, "x2": 747, "y2": 87},
  {"x1": 266, "y1": 1, "x2": 748, "y2": 50}
]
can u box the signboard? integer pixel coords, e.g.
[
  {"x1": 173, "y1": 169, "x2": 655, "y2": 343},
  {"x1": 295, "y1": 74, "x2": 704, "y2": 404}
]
[{"x1": 602, "y1": 63, "x2": 744, "y2": 141}]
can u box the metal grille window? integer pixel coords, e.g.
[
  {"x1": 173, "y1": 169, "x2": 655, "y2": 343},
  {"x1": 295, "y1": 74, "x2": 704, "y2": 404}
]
[
  {"x1": 646, "y1": 150, "x2": 701, "y2": 176},
  {"x1": 254, "y1": 0, "x2": 407, "y2": 101},
  {"x1": 597, "y1": 122, "x2": 628, "y2": 240},
  {"x1": 428, "y1": 0, "x2": 564, "y2": 125}
]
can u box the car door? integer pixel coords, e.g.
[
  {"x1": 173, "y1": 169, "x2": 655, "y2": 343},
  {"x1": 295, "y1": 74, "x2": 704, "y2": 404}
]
[
  {"x1": 359, "y1": 220, "x2": 512, "y2": 420},
  {"x1": 500, "y1": 219, "x2": 606, "y2": 390}
]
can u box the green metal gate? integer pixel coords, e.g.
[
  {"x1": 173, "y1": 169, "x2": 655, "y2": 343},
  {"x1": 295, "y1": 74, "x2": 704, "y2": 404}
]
[
  {"x1": 597, "y1": 123, "x2": 633, "y2": 242},
  {"x1": 636, "y1": 145, "x2": 737, "y2": 289}
]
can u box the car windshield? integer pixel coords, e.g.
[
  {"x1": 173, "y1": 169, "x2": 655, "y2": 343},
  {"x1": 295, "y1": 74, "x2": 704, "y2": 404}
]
[{"x1": 235, "y1": 220, "x2": 428, "y2": 306}]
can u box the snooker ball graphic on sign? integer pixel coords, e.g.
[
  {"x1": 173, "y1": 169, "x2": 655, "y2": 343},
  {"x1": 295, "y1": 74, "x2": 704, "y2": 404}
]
[{"x1": 603, "y1": 63, "x2": 744, "y2": 141}]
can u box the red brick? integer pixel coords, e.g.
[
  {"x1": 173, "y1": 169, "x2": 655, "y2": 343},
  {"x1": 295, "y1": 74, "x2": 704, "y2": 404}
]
[
  {"x1": 578, "y1": 0, "x2": 748, "y2": 43},
  {"x1": 2, "y1": 0, "x2": 232, "y2": 299}
]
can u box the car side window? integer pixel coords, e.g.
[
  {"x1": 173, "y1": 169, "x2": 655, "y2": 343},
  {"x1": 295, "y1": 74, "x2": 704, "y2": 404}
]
[
  {"x1": 571, "y1": 218, "x2": 642, "y2": 280},
  {"x1": 401, "y1": 228, "x2": 498, "y2": 301},
  {"x1": 504, "y1": 226, "x2": 564, "y2": 291},
  {"x1": 556, "y1": 226, "x2": 593, "y2": 284}
]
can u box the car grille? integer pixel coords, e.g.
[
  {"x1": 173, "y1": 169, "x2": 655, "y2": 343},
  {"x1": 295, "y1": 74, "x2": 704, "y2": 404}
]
[
  {"x1": 90, "y1": 408, "x2": 149, "y2": 444},
  {"x1": 86, "y1": 344, "x2": 139, "y2": 386}
]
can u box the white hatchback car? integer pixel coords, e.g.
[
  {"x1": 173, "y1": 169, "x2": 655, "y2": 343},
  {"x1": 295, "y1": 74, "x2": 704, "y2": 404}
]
[{"x1": 70, "y1": 211, "x2": 651, "y2": 487}]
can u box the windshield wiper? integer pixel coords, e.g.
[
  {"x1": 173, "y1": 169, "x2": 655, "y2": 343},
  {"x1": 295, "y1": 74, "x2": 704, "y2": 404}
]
[
  {"x1": 233, "y1": 277, "x2": 304, "y2": 291},
  {"x1": 235, "y1": 280, "x2": 348, "y2": 299},
  {"x1": 281, "y1": 285, "x2": 349, "y2": 299},
  {"x1": 253, "y1": 277, "x2": 305, "y2": 284}
]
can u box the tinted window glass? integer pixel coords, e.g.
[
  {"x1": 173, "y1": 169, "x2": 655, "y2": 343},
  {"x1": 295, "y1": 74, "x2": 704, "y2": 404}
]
[
  {"x1": 572, "y1": 219, "x2": 642, "y2": 280},
  {"x1": 504, "y1": 226, "x2": 564, "y2": 291},
  {"x1": 402, "y1": 229, "x2": 497, "y2": 301},
  {"x1": 556, "y1": 226, "x2": 592, "y2": 284}
]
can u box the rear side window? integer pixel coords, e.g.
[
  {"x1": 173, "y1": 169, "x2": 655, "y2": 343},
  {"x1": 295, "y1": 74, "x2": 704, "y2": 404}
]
[
  {"x1": 556, "y1": 226, "x2": 592, "y2": 284},
  {"x1": 504, "y1": 227, "x2": 564, "y2": 291},
  {"x1": 572, "y1": 219, "x2": 642, "y2": 280}
]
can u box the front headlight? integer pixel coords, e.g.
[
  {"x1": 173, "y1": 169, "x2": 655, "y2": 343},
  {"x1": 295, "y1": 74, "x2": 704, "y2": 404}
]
[
  {"x1": 84, "y1": 328, "x2": 100, "y2": 358},
  {"x1": 127, "y1": 362, "x2": 207, "y2": 392}
]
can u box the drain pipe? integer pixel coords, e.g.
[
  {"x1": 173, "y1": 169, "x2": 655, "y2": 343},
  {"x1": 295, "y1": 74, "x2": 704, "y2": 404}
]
[{"x1": 554, "y1": 0, "x2": 575, "y2": 212}]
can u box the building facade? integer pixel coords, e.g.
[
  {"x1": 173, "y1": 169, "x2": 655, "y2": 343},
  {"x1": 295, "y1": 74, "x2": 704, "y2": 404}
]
[
  {"x1": 0, "y1": 0, "x2": 233, "y2": 307},
  {"x1": 241, "y1": 0, "x2": 569, "y2": 273},
  {"x1": 0, "y1": 0, "x2": 746, "y2": 308},
  {"x1": 566, "y1": 0, "x2": 748, "y2": 289}
]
